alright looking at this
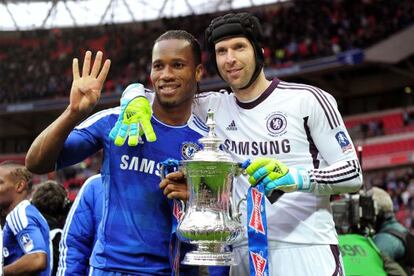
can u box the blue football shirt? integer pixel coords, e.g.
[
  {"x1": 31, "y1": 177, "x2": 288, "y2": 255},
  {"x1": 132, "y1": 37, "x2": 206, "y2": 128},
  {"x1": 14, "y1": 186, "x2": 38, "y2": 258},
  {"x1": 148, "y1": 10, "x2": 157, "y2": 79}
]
[
  {"x1": 57, "y1": 107, "x2": 207, "y2": 274},
  {"x1": 3, "y1": 200, "x2": 51, "y2": 276}
]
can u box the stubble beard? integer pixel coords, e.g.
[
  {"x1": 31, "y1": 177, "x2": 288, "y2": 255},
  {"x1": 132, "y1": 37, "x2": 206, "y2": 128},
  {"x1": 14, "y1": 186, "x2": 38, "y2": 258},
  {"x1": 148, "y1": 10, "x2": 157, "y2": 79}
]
[{"x1": 156, "y1": 95, "x2": 179, "y2": 109}]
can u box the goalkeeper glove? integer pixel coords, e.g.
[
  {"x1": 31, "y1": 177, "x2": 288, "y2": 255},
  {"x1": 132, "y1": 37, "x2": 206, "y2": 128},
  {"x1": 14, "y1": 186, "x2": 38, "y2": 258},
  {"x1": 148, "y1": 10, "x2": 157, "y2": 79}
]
[
  {"x1": 109, "y1": 83, "x2": 156, "y2": 146},
  {"x1": 245, "y1": 158, "x2": 312, "y2": 195}
]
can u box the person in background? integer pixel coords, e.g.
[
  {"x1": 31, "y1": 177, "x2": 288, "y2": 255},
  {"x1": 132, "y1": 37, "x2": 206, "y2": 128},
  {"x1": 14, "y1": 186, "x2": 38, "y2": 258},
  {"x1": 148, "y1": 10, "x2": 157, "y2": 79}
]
[
  {"x1": 372, "y1": 187, "x2": 410, "y2": 271},
  {"x1": 57, "y1": 174, "x2": 103, "y2": 276},
  {"x1": 332, "y1": 190, "x2": 407, "y2": 276},
  {"x1": 0, "y1": 161, "x2": 50, "y2": 275},
  {"x1": 32, "y1": 180, "x2": 71, "y2": 276}
]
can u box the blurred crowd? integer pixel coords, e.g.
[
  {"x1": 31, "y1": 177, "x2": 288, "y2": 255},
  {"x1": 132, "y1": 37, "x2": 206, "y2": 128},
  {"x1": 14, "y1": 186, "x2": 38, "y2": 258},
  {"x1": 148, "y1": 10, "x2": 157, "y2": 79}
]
[
  {"x1": 0, "y1": 0, "x2": 413, "y2": 104},
  {"x1": 349, "y1": 119, "x2": 385, "y2": 139},
  {"x1": 367, "y1": 166, "x2": 414, "y2": 232},
  {"x1": 346, "y1": 108, "x2": 414, "y2": 140}
]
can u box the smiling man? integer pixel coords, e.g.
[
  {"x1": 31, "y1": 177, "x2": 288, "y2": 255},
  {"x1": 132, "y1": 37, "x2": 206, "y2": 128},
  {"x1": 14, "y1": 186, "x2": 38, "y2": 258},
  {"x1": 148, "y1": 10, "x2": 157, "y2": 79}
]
[{"x1": 26, "y1": 31, "x2": 207, "y2": 275}]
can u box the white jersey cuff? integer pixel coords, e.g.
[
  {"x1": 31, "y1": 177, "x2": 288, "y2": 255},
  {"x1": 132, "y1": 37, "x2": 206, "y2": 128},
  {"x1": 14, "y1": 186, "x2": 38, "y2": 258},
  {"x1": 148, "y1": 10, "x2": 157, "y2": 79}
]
[{"x1": 121, "y1": 83, "x2": 146, "y2": 101}]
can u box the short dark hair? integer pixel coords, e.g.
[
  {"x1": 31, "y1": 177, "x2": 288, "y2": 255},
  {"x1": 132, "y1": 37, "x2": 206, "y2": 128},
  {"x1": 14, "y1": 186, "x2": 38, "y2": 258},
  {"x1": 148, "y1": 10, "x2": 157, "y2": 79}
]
[
  {"x1": 32, "y1": 180, "x2": 70, "y2": 218},
  {"x1": 154, "y1": 30, "x2": 202, "y2": 65},
  {"x1": 0, "y1": 161, "x2": 33, "y2": 192}
]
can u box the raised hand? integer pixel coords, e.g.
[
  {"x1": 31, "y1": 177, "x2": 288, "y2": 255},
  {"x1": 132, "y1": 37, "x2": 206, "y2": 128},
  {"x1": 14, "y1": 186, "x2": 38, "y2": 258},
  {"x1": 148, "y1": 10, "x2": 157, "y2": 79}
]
[
  {"x1": 245, "y1": 158, "x2": 312, "y2": 195},
  {"x1": 69, "y1": 51, "x2": 111, "y2": 117}
]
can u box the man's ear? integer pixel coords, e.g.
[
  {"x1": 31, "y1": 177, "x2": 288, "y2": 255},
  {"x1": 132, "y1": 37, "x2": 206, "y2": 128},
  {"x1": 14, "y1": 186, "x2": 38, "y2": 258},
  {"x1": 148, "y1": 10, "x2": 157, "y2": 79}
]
[
  {"x1": 195, "y1": 64, "x2": 204, "y2": 82},
  {"x1": 15, "y1": 180, "x2": 27, "y2": 193}
]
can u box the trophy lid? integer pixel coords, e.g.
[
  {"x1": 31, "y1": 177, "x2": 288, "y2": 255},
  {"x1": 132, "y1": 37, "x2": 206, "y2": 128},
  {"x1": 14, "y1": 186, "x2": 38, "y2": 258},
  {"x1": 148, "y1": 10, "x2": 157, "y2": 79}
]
[{"x1": 191, "y1": 110, "x2": 234, "y2": 163}]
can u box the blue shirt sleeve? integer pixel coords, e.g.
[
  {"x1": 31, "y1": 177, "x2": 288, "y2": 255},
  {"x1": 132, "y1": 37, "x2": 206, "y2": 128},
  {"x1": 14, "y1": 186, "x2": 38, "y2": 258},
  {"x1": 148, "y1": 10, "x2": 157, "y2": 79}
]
[
  {"x1": 56, "y1": 110, "x2": 114, "y2": 169},
  {"x1": 58, "y1": 175, "x2": 103, "y2": 276},
  {"x1": 5, "y1": 203, "x2": 49, "y2": 257},
  {"x1": 15, "y1": 218, "x2": 48, "y2": 255}
]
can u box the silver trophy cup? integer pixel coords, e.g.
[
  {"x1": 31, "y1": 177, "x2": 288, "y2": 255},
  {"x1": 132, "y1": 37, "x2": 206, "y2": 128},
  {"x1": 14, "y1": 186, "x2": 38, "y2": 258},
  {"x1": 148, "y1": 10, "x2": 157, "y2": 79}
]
[{"x1": 176, "y1": 111, "x2": 244, "y2": 266}]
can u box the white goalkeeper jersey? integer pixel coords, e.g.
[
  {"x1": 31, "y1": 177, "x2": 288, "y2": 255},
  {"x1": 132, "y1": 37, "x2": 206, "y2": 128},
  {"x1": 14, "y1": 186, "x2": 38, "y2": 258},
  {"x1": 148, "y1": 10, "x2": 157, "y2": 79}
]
[
  {"x1": 191, "y1": 78, "x2": 362, "y2": 246},
  {"x1": 131, "y1": 78, "x2": 362, "y2": 246}
]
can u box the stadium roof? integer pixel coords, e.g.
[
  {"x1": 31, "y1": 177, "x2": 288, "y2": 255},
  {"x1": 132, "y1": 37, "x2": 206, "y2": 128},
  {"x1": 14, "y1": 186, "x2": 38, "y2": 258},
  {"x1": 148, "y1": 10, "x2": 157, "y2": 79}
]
[{"x1": 0, "y1": 0, "x2": 284, "y2": 31}]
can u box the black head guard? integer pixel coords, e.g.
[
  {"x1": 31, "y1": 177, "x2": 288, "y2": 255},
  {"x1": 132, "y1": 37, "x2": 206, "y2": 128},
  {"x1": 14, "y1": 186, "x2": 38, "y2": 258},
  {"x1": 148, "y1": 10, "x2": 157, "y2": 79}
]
[{"x1": 205, "y1": 12, "x2": 265, "y2": 89}]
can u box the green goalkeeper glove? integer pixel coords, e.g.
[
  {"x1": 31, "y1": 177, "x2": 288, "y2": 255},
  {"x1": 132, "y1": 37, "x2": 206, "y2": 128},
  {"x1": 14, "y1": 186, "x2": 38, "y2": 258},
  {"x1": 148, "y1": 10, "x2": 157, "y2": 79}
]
[
  {"x1": 109, "y1": 84, "x2": 156, "y2": 146},
  {"x1": 245, "y1": 158, "x2": 311, "y2": 195}
]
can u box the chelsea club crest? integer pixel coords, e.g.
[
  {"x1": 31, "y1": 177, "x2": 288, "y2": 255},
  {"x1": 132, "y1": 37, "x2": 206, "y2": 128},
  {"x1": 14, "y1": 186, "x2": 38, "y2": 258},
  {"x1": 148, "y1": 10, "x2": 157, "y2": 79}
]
[
  {"x1": 181, "y1": 142, "x2": 200, "y2": 160},
  {"x1": 266, "y1": 111, "x2": 287, "y2": 137}
]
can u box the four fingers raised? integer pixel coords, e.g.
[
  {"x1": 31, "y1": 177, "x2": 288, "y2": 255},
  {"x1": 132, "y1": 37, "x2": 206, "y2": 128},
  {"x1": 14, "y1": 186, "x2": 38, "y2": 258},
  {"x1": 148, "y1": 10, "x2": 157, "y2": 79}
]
[{"x1": 77, "y1": 50, "x2": 111, "y2": 81}]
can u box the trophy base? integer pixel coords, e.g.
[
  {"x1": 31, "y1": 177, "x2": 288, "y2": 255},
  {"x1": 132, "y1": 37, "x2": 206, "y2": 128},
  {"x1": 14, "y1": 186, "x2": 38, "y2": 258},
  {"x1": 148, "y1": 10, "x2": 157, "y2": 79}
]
[{"x1": 181, "y1": 251, "x2": 236, "y2": 266}]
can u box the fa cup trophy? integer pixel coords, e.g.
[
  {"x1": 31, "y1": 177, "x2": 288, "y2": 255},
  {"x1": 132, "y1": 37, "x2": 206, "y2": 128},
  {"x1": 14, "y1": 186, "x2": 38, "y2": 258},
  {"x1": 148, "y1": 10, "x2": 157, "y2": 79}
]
[{"x1": 174, "y1": 111, "x2": 244, "y2": 266}]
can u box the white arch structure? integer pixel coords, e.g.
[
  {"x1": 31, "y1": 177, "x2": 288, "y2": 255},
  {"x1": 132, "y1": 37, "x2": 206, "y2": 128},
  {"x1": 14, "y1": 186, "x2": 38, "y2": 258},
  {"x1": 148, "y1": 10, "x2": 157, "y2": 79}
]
[{"x1": 0, "y1": 0, "x2": 284, "y2": 31}]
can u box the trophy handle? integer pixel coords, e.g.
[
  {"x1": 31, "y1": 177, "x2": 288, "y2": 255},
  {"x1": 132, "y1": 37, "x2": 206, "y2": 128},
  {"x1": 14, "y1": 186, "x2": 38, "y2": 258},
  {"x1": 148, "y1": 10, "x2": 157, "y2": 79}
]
[
  {"x1": 235, "y1": 159, "x2": 251, "y2": 176},
  {"x1": 233, "y1": 196, "x2": 247, "y2": 223},
  {"x1": 179, "y1": 199, "x2": 186, "y2": 219}
]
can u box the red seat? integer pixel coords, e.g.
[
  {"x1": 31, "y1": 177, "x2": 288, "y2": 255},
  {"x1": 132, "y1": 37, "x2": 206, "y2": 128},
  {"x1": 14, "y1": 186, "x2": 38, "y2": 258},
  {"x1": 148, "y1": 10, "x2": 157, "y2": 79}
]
[
  {"x1": 362, "y1": 139, "x2": 414, "y2": 156},
  {"x1": 345, "y1": 111, "x2": 408, "y2": 136}
]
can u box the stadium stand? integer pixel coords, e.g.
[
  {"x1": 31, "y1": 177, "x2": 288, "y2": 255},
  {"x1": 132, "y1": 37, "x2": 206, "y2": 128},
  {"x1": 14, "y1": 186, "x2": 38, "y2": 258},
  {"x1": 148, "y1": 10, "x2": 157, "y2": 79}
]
[
  {"x1": 0, "y1": 0, "x2": 413, "y2": 104},
  {"x1": 346, "y1": 107, "x2": 414, "y2": 138}
]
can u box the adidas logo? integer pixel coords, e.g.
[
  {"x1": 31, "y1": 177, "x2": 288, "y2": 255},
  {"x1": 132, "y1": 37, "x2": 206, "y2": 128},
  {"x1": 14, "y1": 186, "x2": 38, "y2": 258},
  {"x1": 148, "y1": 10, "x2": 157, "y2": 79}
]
[{"x1": 226, "y1": 120, "x2": 237, "y2": 131}]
